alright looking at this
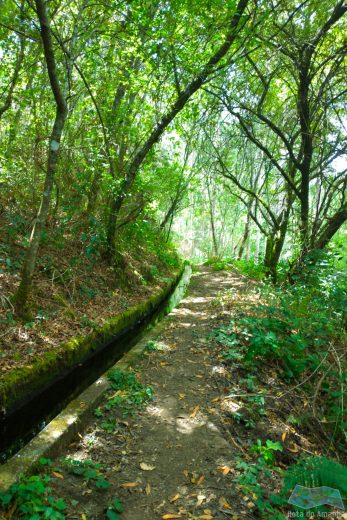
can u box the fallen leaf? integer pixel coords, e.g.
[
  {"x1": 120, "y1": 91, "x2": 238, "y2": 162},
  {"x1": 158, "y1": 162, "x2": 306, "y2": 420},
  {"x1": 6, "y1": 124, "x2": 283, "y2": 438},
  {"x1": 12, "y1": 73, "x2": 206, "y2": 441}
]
[
  {"x1": 211, "y1": 397, "x2": 220, "y2": 403},
  {"x1": 140, "y1": 462, "x2": 156, "y2": 471},
  {"x1": 217, "y1": 465, "x2": 231, "y2": 475},
  {"x1": 197, "y1": 475, "x2": 205, "y2": 486},
  {"x1": 183, "y1": 469, "x2": 189, "y2": 478},
  {"x1": 81, "y1": 514, "x2": 87, "y2": 520},
  {"x1": 219, "y1": 497, "x2": 231, "y2": 509},
  {"x1": 145, "y1": 483, "x2": 151, "y2": 495},
  {"x1": 190, "y1": 405, "x2": 200, "y2": 418},
  {"x1": 199, "y1": 515, "x2": 213, "y2": 520},
  {"x1": 170, "y1": 494, "x2": 180, "y2": 503},
  {"x1": 187, "y1": 493, "x2": 198, "y2": 498},
  {"x1": 52, "y1": 471, "x2": 64, "y2": 479},
  {"x1": 160, "y1": 362, "x2": 170, "y2": 366},
  {"x1": 121, "y1": 482, "x2": 138, "y2": 488},
  {"x1": 162, "y1": 515, "x2": 181, "y2": 519},
  {"x1": 178, "y1": 393, "x2": 186, "y2": 400},
  {"x1": 281, "y1": 431, "x2": 287, "y2": 442},
  {"x1": 196, "y1": 493, "x2": 206, "y2": 506}
]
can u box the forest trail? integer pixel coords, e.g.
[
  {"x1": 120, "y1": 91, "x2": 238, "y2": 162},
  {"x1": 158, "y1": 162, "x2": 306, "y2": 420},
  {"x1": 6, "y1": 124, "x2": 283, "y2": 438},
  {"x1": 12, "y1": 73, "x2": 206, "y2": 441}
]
[
  {"x1": 58, "y1": 267, "x2": 257, "y2": 519},
  {"x1": 115, "y1": 267, "x2": 248, "y2": 519}
]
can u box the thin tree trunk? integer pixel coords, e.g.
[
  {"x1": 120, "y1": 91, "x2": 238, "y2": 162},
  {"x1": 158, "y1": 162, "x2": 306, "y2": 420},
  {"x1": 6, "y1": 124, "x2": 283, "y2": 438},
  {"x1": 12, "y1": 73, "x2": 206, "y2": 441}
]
[
  {"x1": 0, "y1": 31, "x2": 25, "y2": 120},
  {"x1": 238, "y1": 201, "x2": 252, "y2": 260},
  {"x1": 207, "y1": 180, "x2": 218, "y2": 256},
  {"x1": 314, "y1": 205, "x2": 346, "y2": 250},
  {"x1": 13, "y1": 0, "x2": 67, "y2": 316}
]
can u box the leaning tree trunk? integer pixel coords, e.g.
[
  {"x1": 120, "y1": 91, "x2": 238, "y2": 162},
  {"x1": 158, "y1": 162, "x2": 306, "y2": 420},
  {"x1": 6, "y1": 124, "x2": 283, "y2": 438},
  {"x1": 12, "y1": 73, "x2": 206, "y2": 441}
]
[
  {"x1": 314, "y1": 205, "x2": 347, "y2": 250},
  {"x1": 13, "y1": 0, "x2": 67, "y2": 317}
]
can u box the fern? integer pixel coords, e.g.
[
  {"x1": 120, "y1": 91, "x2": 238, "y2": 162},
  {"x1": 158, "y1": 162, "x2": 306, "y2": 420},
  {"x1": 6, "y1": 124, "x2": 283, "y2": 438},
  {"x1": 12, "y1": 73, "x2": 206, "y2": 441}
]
[{"x1": 283, "y1": 456, "x2": 347, "y2": 513}]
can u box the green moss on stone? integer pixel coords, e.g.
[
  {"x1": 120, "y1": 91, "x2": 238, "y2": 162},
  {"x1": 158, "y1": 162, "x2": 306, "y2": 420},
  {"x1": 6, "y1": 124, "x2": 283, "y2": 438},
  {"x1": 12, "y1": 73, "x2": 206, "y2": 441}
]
[{"x1": 0, "y1": 268, "x2": 183, "y2": 413}]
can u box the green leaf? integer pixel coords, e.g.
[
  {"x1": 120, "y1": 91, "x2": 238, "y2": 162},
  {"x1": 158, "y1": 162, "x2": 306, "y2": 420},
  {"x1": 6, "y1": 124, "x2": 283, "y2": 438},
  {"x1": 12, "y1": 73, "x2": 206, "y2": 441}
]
[
  {"x1": 95, "y1": 478, "x2": 110, "y2": 489},
  {"x1": 112, "y1": 497, "x2": 123, "y2": 513},
  {"x1": 106, "y1": 509, "x2": 119, "y2": 520}
]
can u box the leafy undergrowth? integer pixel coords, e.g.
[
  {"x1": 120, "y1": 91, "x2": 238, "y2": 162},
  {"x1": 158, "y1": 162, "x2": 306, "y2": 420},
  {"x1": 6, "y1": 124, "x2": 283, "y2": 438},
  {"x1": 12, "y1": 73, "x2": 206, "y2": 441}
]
[
  {"x1": 208, "y1": 258, "x2": 346, "y2": 518},
  {"x1": 203, "y1": 256, "x2": 266, "y2": 279},
  {"x1": 0, "y1": 216, "x2": 180, "y2": 380},
  {"x1": 0, "y1": 369, "x2": 152, "y2": 519}
]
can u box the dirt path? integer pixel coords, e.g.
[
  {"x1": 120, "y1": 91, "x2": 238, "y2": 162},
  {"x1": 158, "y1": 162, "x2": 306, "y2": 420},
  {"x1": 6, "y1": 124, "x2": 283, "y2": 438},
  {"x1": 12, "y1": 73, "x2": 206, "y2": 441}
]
[
  {"x1": 54, "y1": 267, "x2": 256, "y2": 519},
  {"x1": 115, "y1": 267, "x2": 248, "y2": 519}
]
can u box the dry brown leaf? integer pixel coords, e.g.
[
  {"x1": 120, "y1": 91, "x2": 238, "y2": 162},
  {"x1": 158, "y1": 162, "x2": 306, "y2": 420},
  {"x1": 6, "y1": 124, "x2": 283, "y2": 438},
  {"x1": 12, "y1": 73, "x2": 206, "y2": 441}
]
[
  {"x1": 162, "y1": 515, "x2": 181, "y2": 519},
  {"x1": 197, "y1": 475, "x2": 205, "y2": 486},
  {"x1": 217, "y1": 465, "x2": 231, "y2": 475},
  {"x1": 199, "y1": 515, "x2": 213, "y2": 520},
  {"x1": 211, "y1": 397, "x2": 220, "y2": 403},
  {"x1": 140, "y1": 462, "x2": 156, "y2": 471},
  {"x1": 203, "y1": 510, "x2": 212, "y2": 515},
  {"x1": 145, "y1": 483, "x2": 151, "y2": 495},
  {"x1": 219, "y1": 497, "x2": 231, "y2": 509},
  {"x1": 52, "y1": 471, "x2": 64, "y2": 479},
  {"x1": 281, "y1": 431, "x2": 287, "y2": 442},
  {"x1": 121, "y1": 482, "x2": 138, "y2": 488},
  {"x1": 183, "y1": 469, "x2": 189, "y2": 478},
  {"x1": 178, "y1": 393, "x2": 186, "y2": 400},
  {"x1": 170, "y1": 494, "x2": 180, "y2": 503},
  {"x1": 190, "y1": 405, "x2": 200, "y2": 418}
]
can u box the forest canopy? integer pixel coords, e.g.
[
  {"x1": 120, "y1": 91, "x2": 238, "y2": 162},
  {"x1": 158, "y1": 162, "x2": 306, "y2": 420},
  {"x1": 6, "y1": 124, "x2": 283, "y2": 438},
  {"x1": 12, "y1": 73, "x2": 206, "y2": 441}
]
[{"x1": 0, "y1": 0, "x2": 346, "y2": 314}]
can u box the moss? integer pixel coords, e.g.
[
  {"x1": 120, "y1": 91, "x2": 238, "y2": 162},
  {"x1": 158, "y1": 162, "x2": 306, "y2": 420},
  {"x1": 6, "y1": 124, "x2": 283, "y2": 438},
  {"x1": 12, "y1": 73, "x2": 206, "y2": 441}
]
[{"x1": 0, "y1": 268, "x2": 184, "y2": 413}]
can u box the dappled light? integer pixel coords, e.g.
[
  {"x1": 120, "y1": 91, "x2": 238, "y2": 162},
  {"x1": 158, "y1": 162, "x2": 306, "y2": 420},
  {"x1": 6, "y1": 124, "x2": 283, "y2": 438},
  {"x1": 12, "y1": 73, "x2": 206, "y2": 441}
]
[{"x1": 0, "y1": 0, "x2": 346, "y2": 518}]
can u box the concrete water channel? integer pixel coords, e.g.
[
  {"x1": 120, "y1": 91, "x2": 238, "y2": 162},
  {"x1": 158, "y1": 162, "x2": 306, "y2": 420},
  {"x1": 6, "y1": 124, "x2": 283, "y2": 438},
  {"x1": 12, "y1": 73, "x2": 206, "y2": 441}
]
[{"x1": 0, "y1": 266, "x2": 192, "y2": 471}]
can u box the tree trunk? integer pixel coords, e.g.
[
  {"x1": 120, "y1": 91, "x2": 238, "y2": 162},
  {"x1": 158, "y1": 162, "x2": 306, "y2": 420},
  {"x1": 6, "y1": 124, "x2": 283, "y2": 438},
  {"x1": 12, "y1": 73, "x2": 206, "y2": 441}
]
[
  {"x1": 264, "y1": 190, "x2": 293, "y2": 282},
  {"x1": 13, "y1": 0, "x2": 67, "y2": 316},
  {"x1": 314, "y1": 205, "x2": 347, "y2": 250},
  {"x1": 238, "y1": 204, "x2": 252, "y2": 260},
  {"x1": 207, "y1": 180, "x2": 218, "y2": 256}
]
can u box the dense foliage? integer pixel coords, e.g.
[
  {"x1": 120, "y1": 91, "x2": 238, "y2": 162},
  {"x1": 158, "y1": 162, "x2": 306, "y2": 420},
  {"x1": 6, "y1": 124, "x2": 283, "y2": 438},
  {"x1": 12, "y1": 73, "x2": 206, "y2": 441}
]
[{"x1": 0, "y1": 0, "x2": 345, "y2": 315}]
